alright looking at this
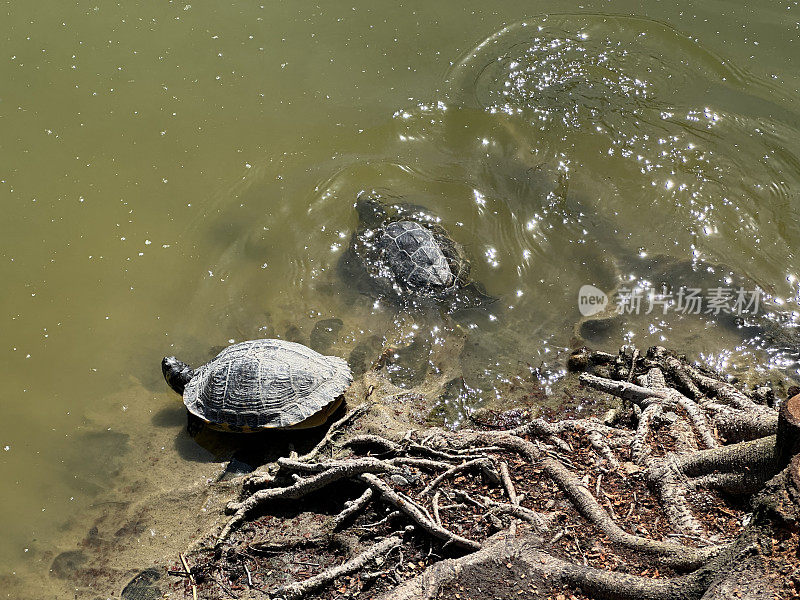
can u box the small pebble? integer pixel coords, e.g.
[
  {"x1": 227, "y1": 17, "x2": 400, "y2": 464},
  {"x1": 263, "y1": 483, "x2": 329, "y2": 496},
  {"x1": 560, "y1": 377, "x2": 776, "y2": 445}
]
[{"x1": 390, "y1": 474, "x2": 410, "y2": 487}]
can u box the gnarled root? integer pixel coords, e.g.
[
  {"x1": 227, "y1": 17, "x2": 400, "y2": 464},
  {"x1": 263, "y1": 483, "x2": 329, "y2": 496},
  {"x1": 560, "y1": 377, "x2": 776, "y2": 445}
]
[
  {"x1": 275, "y1": 532, "x2": 404, "y2": 600},
  {"x1": 543, "y1": 457, "x2": 721, "y2": 569},
  {"x1": 218, "y1": 457, "x2": 395, "y2": 545},
  {"x1": 204, "y1": 345, "x2": 800, "y2": 600},
  {"x1": 377, "y1": 530, "x2": 727, "y2": 600}
]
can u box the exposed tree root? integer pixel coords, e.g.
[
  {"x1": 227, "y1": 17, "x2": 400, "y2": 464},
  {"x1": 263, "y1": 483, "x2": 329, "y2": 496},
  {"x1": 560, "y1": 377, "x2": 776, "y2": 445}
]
[
  {"x1": 482, "y1": 497, "x2": 552, "y2": 530},
  {"x1": 357, "y1": 473, "x2": 481, "y2": 551},
  {"x1": 542, "y1": 456, "x2": 720, "y2": 569},
  {"x1": 377, "y1": 530, "x2": 725, "y2": 600},
  {"x1": 419, "y1": 458, "x2": 493, "y2": 496},
  {"x1": 219, "y1": 457, "x2": 394, "y2": 544},
  {"x1": 298, "y1": 402, "x2": 375, "y2": 463},
  {"x1": 194, "y1": 345, "x2": 800, "y2": 600},
  {"x1": 274, "y1": 532, "x2": 404, "y2": 600},
  {"x1": 332, "y1": 487, "x2": 373, "y2": 530},
  {"x1": 712, "y1": 408, "x2": 777, "y2": 443},
  {"x1": 498, "y1": 461, "x2": 518, "y2": 505}
]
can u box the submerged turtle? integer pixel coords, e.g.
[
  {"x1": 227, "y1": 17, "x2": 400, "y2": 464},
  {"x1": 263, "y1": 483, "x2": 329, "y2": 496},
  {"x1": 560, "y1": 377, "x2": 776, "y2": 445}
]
[
  {"x1": 340, "y1": 190, "x2": 495, "y2": 311},
  {"x1": 161, "y1": 339, "x2": 352, "y2": 435}
]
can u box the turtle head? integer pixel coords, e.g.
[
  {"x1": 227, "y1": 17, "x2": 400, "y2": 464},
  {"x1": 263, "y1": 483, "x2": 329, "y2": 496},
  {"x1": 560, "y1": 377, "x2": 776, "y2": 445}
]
[
  {"x1": 355, "y1": 191, "x2": 389, "y2": 229},
  {"x1": 161, "y1": 356, "x2": 195, "y2": 395}
]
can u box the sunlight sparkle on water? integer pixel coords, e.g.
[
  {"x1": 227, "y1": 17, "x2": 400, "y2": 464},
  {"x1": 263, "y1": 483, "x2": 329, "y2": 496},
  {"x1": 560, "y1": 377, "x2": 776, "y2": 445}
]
[{"x1": 485, "y1": 246, "x2": 499, "y2": 267}]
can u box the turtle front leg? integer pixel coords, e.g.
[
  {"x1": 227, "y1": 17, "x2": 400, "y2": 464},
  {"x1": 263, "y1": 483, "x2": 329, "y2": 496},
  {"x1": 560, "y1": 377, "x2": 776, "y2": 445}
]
[{"x1": 187, "y1": 411, "x2": 205, "y2": 437}]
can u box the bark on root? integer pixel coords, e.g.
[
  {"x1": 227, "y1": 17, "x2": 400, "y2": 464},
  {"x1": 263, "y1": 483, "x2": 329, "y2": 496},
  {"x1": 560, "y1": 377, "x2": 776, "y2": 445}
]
[
  {"x1": 377, "y1": 531, "x2": 724, "y2": 600},
  {"x1": 204, "y1": 345, "x2": 800, "y2": 600}
]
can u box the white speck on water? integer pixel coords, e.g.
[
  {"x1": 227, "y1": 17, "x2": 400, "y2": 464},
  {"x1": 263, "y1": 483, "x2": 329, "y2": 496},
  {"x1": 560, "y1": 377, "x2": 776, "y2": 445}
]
[
  {"x1": 228, "y1": 339, "x2": 235, "y2": 344},
  {"x1": 3, "y1": 446, "x2": 10, "y2": 451},
  {"x1": 484, "y1": 246, "x2": 499, "y2": 267},
  {"x1": 145, "y1": 239, "x2": 151, "y2": 245}
]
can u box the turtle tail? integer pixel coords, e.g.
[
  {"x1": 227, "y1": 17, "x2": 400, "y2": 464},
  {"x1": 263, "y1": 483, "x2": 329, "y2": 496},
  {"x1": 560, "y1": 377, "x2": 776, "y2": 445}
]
[{"x1": 161, "y1": 356, "x2": 195, "y2": 395}]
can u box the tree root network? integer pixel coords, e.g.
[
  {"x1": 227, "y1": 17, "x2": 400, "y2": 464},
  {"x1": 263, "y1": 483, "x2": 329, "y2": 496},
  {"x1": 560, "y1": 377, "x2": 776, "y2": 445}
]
[{"x1": 172, "y1": 345, "x2": 800, "y2": 600}]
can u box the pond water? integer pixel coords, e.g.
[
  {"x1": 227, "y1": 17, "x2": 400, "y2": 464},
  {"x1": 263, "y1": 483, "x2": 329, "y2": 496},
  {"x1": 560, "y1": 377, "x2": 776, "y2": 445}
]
[{"x1": 2, "y1": 1, "x2": 800, "y2": 597}]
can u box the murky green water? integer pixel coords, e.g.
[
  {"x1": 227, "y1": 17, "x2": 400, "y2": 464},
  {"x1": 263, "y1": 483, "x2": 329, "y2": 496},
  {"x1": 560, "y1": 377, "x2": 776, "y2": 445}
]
[{"x1": 2, "y1": 1, "x2": 800, "y2": 597}]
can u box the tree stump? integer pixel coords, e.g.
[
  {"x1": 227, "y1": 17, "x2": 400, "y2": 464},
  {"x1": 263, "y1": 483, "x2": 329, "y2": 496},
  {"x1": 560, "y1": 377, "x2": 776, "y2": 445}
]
[{"x1": 777, "y1": 393, "x2": 800, "y2": 468}]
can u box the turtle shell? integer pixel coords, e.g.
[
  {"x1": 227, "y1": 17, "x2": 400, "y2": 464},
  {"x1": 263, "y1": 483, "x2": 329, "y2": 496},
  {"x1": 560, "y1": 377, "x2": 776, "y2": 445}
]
[
  {"x1": 378, "y1": 220, "x2": 458, "y2": 292},
  {"x1": 350, "y1": 216, "x2": 470, "y2": 298},
  {"x1": 183, "y1": 339, "x2": 352, "y2": 432},
  {"x1": 340, "y1": 192, "x2": 497, "y2": 312}
]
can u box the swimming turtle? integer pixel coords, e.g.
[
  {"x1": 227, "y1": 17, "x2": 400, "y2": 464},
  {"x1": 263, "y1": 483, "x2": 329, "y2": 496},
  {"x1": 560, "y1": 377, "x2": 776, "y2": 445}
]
[
  {"x1": 340, "y1": 190, "x2": 495, "y2": 311},
  {"x1": 161, "y1": 339, "x2": 352, "y2": 435}
]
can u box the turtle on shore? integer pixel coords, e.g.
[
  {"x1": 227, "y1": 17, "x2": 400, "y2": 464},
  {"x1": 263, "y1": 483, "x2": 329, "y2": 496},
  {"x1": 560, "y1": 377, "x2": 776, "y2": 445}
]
[
  {"x1": 161, "y1": 339, "x2": 352, "y2": 435},
  {"x1": 339, "y1": 190, "x2": 495, "y2": 311}
]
